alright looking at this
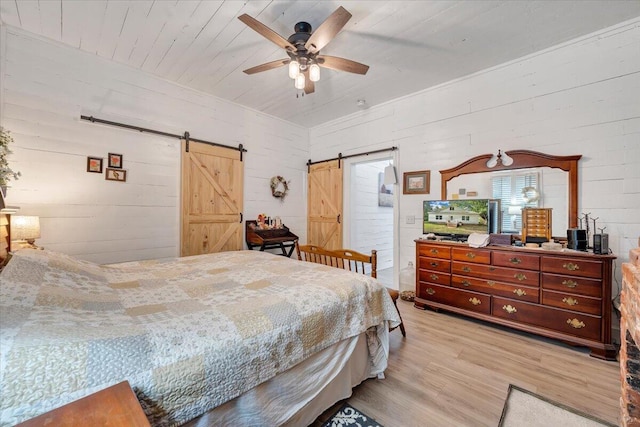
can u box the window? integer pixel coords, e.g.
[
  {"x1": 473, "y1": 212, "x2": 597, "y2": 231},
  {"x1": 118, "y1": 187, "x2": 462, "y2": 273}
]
[
  {"x1": 492, "y1": 170, "x2": 539, "y2": 233},
  {"x1": 435, "y1": 215, "x2": 442, "y2": 220},
  {"x1": 462, "y1": 215, "x2": 470, "y2": 221}
]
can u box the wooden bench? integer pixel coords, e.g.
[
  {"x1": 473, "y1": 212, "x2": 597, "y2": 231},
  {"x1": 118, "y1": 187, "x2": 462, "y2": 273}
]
[{"x1": 295, "y1": 243, "x2": 406, "y2": 337}]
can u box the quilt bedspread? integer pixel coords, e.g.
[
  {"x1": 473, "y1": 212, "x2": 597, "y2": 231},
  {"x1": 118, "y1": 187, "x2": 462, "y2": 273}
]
[{"x1": 0, "y1": 249, "x2": 400, "y2": 426}]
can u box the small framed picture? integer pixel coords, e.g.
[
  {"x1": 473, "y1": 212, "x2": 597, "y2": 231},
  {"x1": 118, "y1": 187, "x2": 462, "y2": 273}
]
[
  {"x1": 108, "y1": 153, "x2": 123, "y2": 169},
  {"x1": 403, "y1": 170, "x2": 430, "y2": 194},
  {"x1": 87, "y1": 157, "x2": 103, "y2": 173},
  {"x1": 106, "y1": 168, "x2": 127, "y2": 182}
]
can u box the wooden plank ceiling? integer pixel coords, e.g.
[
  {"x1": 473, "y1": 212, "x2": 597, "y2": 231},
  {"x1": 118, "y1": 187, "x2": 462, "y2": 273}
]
[{"x1": 1, "y1": 1, "x2": 639, "y2": 128}]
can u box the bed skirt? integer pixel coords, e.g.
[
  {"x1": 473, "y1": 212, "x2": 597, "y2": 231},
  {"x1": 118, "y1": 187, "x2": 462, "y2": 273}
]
[{"x1": 185, "y1": 325, "x2": 389, "y2": 427}]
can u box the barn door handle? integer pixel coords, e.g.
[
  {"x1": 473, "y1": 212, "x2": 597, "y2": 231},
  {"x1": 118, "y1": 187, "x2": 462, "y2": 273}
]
[
  {"x1": 337, "y1": 214, "x2": 341, "y2": 224},
  {"x1": 239, "y1": 212, "x2": 243, "y2": 223}
]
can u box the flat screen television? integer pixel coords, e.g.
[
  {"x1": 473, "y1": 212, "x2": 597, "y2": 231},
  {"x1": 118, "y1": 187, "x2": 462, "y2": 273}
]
[{"x1": 423, "y1": 199, "x2": 501, "y2": 241}]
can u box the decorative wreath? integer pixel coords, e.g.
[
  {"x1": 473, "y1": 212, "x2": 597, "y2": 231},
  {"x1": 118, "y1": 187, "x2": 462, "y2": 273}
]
[
  {"x1": 521, "y1": 186, "x2": 540, "y2": 203},
  {"x1": 270, "y1": 176, "x2": 289, "y2": 199}
]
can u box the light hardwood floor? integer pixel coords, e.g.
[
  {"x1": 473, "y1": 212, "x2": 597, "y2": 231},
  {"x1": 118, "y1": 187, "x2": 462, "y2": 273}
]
[{"x1": 314, "y1": 299, "x2": 621, "y2": 426}]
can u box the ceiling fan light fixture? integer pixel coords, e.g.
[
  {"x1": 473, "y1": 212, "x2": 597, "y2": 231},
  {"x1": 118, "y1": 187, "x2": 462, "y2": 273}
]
[
  {"x1": 294, "y1": 73, "x2": 306, "y2": 90},
  {"x1": 288, "y1": 60, "x2": 300, "y2": 79},
  {"x1": 309, "y1": 63, "x2": 320, "y2": 82}
]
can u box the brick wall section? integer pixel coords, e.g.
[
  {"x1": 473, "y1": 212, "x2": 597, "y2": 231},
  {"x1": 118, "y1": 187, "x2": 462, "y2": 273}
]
[{"x1": 621, "y1": 246, "x2": 640, "y2": 427}]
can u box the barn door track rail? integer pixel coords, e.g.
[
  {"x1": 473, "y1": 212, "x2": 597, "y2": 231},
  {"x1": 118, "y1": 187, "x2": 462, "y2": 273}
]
[
  {"x1": 80, "y1": 115, "x2": 247, "y2": 159},
  {"x1": 307, "y1": 146, "x2": 397, "y2": 172}
]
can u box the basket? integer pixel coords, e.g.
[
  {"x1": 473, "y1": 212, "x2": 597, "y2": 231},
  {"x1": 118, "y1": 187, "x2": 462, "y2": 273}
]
[{"x1": 253, "y1": 226, "x2": 290, "y2": 239}]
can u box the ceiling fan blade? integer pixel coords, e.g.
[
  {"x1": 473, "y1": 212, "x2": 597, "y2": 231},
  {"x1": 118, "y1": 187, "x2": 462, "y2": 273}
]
[
  {"x1": 305, "y1": 6, "x2": 352, "y2": 54},
  {"x1": 238, "y1": 14, "x2": 296, "y2": 52},
  {"x1": 243, "y1": 59, "x2": 290, "y2": 75},
  {"x1": 304, "y1": 70, "x2": 315, "y2": 94},
  {"x1": 317, "y1": 55, "x2": 369, "y2": 75}
]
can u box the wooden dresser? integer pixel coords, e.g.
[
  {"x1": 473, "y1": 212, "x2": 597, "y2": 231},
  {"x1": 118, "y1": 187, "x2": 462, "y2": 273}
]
[{"x1": 414, "y1": 239, "x2": 617, "y2": 360}]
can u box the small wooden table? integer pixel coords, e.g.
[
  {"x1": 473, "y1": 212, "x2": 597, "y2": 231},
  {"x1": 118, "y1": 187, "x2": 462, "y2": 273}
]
[
  {"x1": 16, "y1": 381, "x2": 150, "y2": 427},
  {"x1": 245, "y1": 220, "x2": 298, "y2": 257}
]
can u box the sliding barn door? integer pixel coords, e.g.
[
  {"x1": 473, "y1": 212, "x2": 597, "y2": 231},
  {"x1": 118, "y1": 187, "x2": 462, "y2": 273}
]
[
  {"x1": 307, "y1": 160, "x2": 343, "y2": 249},
  {"x1": 181, "y1": 141, "x2": 243, "y2": 256}
]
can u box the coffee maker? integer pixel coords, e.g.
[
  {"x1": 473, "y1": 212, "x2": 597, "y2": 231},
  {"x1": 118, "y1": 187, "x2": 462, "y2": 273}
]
[{"x1": 567, "y1": 228, "x2": 588, "y2": 251}]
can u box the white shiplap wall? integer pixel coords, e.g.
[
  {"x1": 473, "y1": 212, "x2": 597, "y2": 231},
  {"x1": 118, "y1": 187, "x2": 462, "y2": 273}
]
[
  {"x1": 348, "y1": 159, "x2": 394, "y2": 270},
  {"x1": 0, "y1": 26, "x2": 309, "y2": 264},
  {"x1": 310, "y1": 19, "x2": 640, "y2": 295}
]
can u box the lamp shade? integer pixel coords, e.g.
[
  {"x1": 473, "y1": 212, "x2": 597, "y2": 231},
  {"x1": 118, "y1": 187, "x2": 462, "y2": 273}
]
[
  {"x1": 309, "y1": 63, "x2": 320, "y2": 82},
  {"x1": 10, "y1": 216, "x2": 41, "y2": 241},
  {"x1": 288, "y1": 60, "x2": 299, "y2": 79},
  {"x1": 508, "y1": 206, "x2": 522, "y2": 216},
  {"x1": 383, "y1": 165, "x2": 397, "y2": 185}
]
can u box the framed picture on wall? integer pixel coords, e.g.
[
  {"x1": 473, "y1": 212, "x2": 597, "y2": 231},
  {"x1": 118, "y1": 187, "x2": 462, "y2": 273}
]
[
  {"x1": 87, "y1": 157, "x2": 103, "y2": 173},
  {"x1": 106, "y1": 168, "x2": 127, "y2": 182},
  {"x1": 403, "y1": 170, "x2": 430, "y2": 194},
  {"x1": 108, "y1": 153, "x2": 123, "y2": 169},
  {"x1": 378, "y1": 172, "x2": 393, "y2": 207}
]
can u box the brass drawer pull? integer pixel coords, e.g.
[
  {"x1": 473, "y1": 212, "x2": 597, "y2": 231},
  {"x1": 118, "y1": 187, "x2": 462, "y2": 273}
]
[
  {"x1": 563, "y1": 262, "x2": 580, "y2": 271},
  {"x1": 487, "y1": 280, "x2": 496, "y2": 286},
  {"x1": 462, "y1": 266, "x2": 471, "y2": 273},
  {"x1": 426, "y1": 288, "x2": 435, "y2": 295},
  {"x1": 430, "y1": 249, "x2": 439, "y2": 255},
  {"x1": 509, "y1": 257, "x2": 521, "y2": 264},
  {"x1": 503, "y1": 305, "x2": 517, "y2": 314},
  {"x1": 514, "y1": 273, "x2": 527, "y2": 281},
  {"x1": 567, "y1": 318, "x2": 585, "y2": 329},
  {"x1": 430, "y1": 274, "x2": 439, "y2": 281},
  {"x1": 430, "y1": 262, "x2": 439, "y2": 267},
  {"x1": 562, "y1": 279, "x2": 578, "y2": 288},
  {"x1": 513, "y1": 289, "x2": 527, "y2": 297},
  {"x1": 469, "y1": 297, "x2": 481, "y2": 306},
  {"x1": 462, "y1": 280, "x2": 471, "y2": 287},
  {"x1": 562, "y1": 297, "x2": 578, "y2": 306},
  {"x1": 466, "y1": 252, "x2": 476, "y2": 259}
]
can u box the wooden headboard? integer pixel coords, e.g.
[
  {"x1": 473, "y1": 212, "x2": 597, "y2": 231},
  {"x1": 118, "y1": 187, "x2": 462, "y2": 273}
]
[{"x1": 0, "y1": 214, "x2": 10, "y2": 261}]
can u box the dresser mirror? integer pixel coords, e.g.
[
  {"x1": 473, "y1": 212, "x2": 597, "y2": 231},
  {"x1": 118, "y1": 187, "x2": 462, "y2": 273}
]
[{"x1": 439, "y1": 150, "x2": 582, "y2": 236}]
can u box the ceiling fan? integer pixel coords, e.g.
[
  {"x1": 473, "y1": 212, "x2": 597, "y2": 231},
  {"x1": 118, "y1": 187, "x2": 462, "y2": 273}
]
[{"x1": 238, "y1": 6, "x2": 369, "y2": 95}]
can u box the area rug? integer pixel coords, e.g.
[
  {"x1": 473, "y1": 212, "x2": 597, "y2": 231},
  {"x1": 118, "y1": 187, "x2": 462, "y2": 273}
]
[
  {"x1": 322, "y1": 403, "x2": 384, "y2": 427},
  {"x1": 499, "y1": 384, "x2": 617, "y2": 427}
]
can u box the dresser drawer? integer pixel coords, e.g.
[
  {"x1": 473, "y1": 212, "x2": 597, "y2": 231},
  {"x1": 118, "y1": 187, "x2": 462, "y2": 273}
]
[
  {"x1": 452, "y1": 247, "x2": 491, "y2": 264},
  {"x1": 542, "y1": 290, "x2": 602, "y2": 316},
  {"x1": 418, "y1": 257, "x2": 451, "y2": 273},
  {"x1": 418, "y1": 244, "x2": 451, "y2": 260},
  {"x1": 541, "y1": 273, "x2": 602, "y2": 298},
  {"x1": 418, "y1": 270, "x2": 451, "y2": 286},
  {"x1": 418, "y1": 283, "x2": 490, "y2": 314},
  {"x1": 452, "y1": 262, "x2": 539, "y2": 287},
  {"x1": 541, "y1": 256, "x2": 602, "y2": 279},
  {"x1": 492, "y1": 251, "x2": 540, "y2": 270},
  {"x1": 492, "y1": 297, "x2": 601, "y2": 341},
  {"x1": 451, "y1": 275, "x2": 539, "y2": 303}
]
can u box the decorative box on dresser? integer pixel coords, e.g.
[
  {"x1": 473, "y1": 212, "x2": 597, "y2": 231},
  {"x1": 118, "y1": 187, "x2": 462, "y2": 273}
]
[{"x1": 414, "y1": 239, "x2": 617, "y2": 360}]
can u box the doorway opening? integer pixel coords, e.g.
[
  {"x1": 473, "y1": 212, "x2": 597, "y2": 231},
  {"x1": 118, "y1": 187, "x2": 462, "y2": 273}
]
[{"x1": 345, "y1": 156, "x2": 397, "y2": 287}]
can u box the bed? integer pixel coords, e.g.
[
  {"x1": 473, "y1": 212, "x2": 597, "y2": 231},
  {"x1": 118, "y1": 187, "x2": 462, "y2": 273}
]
[{"x1": 0, "y1": 248, "x2": 400, "y2": 426}]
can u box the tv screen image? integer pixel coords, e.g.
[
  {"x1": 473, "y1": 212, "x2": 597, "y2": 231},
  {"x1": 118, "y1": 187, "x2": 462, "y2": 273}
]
[{"x1": 423, "y1": 199, "x2": 500, "y2": 240}]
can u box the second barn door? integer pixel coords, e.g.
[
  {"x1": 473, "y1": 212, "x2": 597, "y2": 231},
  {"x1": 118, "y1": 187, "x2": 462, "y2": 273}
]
[
  {"x1": 307, "y1": 159, "x2": 342, "y2": 249},
  {"x1": 181, "y1": 140, "x2": 243, "y2": 256}
]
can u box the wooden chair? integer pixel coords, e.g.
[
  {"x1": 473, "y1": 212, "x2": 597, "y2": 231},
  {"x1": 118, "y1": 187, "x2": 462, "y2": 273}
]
[{"x1": 295, "y1": 242, "x2": 406, "y2": 337}]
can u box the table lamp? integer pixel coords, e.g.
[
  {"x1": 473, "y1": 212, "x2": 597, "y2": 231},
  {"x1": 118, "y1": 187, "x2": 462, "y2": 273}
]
[{"x1": 10, "y1": 215, "x2": 41, "y2": 249}]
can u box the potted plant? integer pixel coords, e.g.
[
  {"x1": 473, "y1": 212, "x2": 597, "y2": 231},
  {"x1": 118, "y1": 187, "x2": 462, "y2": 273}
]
[{"x1": 0, "y1": 126, "x2": 21, "y2": 201}]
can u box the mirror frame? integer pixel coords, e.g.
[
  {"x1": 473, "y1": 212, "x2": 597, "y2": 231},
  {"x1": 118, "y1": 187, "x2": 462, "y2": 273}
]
[{"x1": 440, "y1": 150, "x2": 582, "y2": 229}]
